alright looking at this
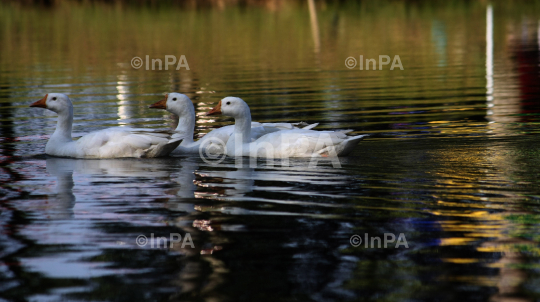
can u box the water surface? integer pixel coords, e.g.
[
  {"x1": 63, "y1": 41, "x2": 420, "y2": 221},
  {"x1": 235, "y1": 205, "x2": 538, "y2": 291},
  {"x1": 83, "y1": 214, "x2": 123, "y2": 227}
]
[{"x1": 1, "y1": 1, "x2": 540, "y2": 301}]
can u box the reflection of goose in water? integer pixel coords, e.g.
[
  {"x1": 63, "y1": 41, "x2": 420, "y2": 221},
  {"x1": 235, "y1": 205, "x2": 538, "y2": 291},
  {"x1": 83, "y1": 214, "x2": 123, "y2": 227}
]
[
  {"x1": 198, "y1": 166, "x2": 255, "y2": 199},
  {"x1": 175, "y1": 158, "x2": 198, "y2": 199},
  {"x1": 197, "y1": 158, "x2": 352, "y2": 207},
  {"x1": 17, "y1": 157, "x2": 203, "y2": 288},
  {"x1": 45, "y1": 158, "x2": 77, "y2": 219},
  {"x1": 55, "y1": 158, "x2": 174, "y2": 178},
  {"x1": 42, "y1": 158, "x2": 180, "y2": 217},
  {"x1": 165, "y1": 157, "x2": 199, "y2": 213},
  {"x1": 196, "y1": 160, "x2": 255, "y2": 200}
]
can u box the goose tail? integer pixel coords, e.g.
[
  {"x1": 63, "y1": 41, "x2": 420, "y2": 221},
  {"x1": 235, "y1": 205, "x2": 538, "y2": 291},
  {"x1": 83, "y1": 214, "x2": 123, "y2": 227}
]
[
  {"x1": 302, "y1": 123, "x2": 319, "y2": 130},
  {"x1": 143, "y1": 137, "x2": 184, "y2": 158},
  {"x1": 337, "y1": 134, "x2": 369, "y2": 156}
]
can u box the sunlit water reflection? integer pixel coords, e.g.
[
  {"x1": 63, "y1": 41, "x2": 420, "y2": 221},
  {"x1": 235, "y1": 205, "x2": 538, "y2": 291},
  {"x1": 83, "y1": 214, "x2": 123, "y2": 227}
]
[{"x1": 1, "y1": 1, "x2": 540, "y2": 301}]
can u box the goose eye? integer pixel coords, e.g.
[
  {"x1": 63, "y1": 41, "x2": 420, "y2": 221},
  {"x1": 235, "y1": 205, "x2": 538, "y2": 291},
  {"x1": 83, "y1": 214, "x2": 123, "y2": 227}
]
[
  {"x1": 226, "y1": 101, "x2": 231, "y2": 105},
  {"x1": 52, "y1": 97, "x2": 57, "y2": 101},
  {"x1": 173, "y1": 98, "x2": 177, "y2": 101}
]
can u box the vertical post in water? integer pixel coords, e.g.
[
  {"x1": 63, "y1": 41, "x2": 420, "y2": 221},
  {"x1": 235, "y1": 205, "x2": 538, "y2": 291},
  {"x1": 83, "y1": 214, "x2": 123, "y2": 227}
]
[
  {"x1": 538, "y1": 20, "x2": 540, "y2": 63},
  {"x1": 308, "y1": 0, "x2": 320, "y2": 55},
  {"x1": 486, "y1": 5, "x2": 494, "y2": 114}
]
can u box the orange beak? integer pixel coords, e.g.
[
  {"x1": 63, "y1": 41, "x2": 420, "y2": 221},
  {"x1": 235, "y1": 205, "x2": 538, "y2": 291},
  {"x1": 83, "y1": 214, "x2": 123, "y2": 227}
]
[
  {"x1": 206, "y1": 100, "x2": 222, "y2": 116},
  {"x1": 30, "y1": 94, "x2": 48, "y2": 108},
  {"x1": 149, "y1": 94, "x2": 167, "y2": 109}
]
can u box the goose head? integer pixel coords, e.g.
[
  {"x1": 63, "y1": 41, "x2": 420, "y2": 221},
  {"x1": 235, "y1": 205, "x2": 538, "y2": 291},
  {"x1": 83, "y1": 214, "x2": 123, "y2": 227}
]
[
  {"x1": 206, "y1": 97, "x2": 250, "y2": 118},
  {"x1": 29, "y1": 93, "x2": 72, "y2": 114},
  {"x1": 149, "y1": 93, "x2": 194, "y2": 117}
]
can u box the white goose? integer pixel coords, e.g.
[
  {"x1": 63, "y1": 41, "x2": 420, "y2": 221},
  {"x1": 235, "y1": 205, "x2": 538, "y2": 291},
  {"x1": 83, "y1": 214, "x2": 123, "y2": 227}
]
[
  {"x1": 149, "y1": 93, "x2": 316, "y2": 155},
  {"x1": 206, "y1": 97, "x2": 368, "y2": 158},
  {"x1": 29, "y1": 93, "x2": 183, "y2": 158}
]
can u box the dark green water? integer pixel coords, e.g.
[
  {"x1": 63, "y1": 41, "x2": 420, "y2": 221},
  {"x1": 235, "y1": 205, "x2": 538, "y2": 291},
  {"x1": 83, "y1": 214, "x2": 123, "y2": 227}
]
[{"x1": 1, "y1": 1, "x2": 540, "y2": 301}]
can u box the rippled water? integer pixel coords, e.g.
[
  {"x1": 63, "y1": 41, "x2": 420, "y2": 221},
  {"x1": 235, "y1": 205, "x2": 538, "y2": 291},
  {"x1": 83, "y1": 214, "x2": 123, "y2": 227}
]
[{"x1": 2, "y1": 1, "x2": 540, "y2": 301}]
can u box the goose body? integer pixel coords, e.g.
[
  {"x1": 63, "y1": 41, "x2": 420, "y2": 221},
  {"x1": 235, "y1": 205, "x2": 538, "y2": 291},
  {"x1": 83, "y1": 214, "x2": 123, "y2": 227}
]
[
  {"x1": 149, "y1": 93, "x2": 316, "y2": 155},
  {"x1": 206, "y1": 97, "x2": 368, "y2": 158},
  {"x1": 30, "y1": 93, "x2": 182, "y2": 159}
]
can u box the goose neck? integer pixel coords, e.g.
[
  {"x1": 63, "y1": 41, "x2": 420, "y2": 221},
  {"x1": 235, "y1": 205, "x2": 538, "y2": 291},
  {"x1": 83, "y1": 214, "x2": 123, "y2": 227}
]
[
  {"x1": 174, "y1": 111, "x2": 195, "y2": 143},
  {"x1": 233, "y1": 111, "x2": 252, "y2": 141},
  {"x1": 51, "y1": 107, "x2": 73, "y2": 142}
]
